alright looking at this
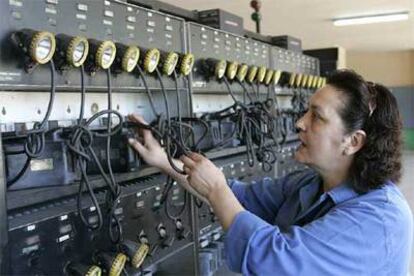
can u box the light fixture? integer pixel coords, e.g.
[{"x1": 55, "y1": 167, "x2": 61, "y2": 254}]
[
  {"x1": 94, "y1": 40, "x2": 116, "y2": 69},
  {"x1": 236, "y1": 63, "x2": 248, "y2": 82},
  {"x1": 121, "y1": 46, "x2": 140, "y2": 73},
  {"x1": 65, "y1": 263, "x2": 102, "y2": 276},
  {"x1": 143, "y1": 48, "x2": 160, "y2": 73},
  {"x1": 257, "y1": 66, "x2": 267, "y2": 83},
  {"x1": 226, "y1": 61, "x2": 239, "y2": 80},
  {"x1": 13, "y1": 29, "x2": 56, "y2": 64},
  {"x1": 264, "y1": 69, "x2": 274, "y2": 85},
  {"x1": 162, "y1": 51, "x2": 179, "y2": 76},
  {"x1": 179, "y1": 53, "x2": 194, "y2": 76},
  {"x1": 247, "y1": 66, "x2": 258, "y2": 83},
  {"x1": 333, "y1": 12, "x2": 409, "y2": 26},
  {"x1": 214, "y1": 59, "x2": 227, "y2": 79}
]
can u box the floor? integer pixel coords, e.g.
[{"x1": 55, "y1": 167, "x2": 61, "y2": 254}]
[{"x1": 216, "y1": 150, "x2": 414, "y2": 275}]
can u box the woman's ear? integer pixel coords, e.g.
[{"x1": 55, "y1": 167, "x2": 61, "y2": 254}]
[{"x1": 344, "y1": 130, "x2": 366, "y2": 156}]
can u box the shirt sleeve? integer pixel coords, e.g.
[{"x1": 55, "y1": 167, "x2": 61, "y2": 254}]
[
  {"x1": 224, "y1": 203, "x2": 388, "y2": 275},
  {"x1": 228, "y1": 170, "x2": 313, "y2": 224},
  {"x1": 228, "y1": 177, "x2": 286, "y2": 224}
]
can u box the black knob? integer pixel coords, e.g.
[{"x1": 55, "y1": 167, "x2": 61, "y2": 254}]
[{"x1": 162, "y1": 236, "x2": 175, "y2": 248}]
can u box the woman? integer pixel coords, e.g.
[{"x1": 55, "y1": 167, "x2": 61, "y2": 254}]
[{"x1": 128, "y1": 70, "x2": 412, "y2": 275}]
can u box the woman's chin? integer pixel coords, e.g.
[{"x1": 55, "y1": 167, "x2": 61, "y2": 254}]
[{"x1": 294, "y1": 148, "x2": 308, "y2": 164}]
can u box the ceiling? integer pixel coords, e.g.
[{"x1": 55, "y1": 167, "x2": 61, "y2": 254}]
[{"x1": 162, "y1": 0, "x2": 414, "y2": 52}]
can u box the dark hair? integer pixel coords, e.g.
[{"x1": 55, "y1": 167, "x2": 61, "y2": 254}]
[{"x1": 327, "y1": 69, "x2": 402, "y2": 193}]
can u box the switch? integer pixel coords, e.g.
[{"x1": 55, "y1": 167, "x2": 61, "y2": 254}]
[
  {"x1": 156, "y1": 224, "x2": 174, "y2": 248},
  {"x1": 175, "y1": 219, "x2": 191, "y2": 240}
]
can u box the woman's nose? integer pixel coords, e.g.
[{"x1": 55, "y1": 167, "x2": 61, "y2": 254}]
[{"x1": 295, "y1": 115, "x2": 306, "y2": 132}]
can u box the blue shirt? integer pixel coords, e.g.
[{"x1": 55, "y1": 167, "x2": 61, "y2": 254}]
[{"x1": 225, "y1": 169, "x2": 413, "y2": 275}]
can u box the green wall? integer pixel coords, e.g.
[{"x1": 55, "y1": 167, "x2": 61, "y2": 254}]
[{"x1": 403, "y1": 129, "x2": 414, "y2": 150}]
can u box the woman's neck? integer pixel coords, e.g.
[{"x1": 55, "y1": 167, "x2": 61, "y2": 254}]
[
  {"x1": 320, "y1": 164, "x2": 351, "y2": 192},
  {"x1": 322, "y1": 174, "x2": 347, "y2": 192}
]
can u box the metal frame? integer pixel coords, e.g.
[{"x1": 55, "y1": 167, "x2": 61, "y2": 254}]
[{"x1": 0, "y1": 131, "x2": 9, "y2": 272}]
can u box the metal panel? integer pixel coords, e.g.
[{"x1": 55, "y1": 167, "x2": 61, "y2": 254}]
[
  {"x1": 0, "y1": 131, "x2": 9, "y2": 273},
  {"x1": 0, "y1": 0, "x2": 187, "y2": 91}
]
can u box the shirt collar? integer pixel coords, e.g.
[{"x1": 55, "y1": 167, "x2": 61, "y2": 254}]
[
  {"x1": 326, "y1": 180, "x2": 359, "y2": 205},
  {"x1": 298, "y1": 174, "x2": 323, "y2": 212}
]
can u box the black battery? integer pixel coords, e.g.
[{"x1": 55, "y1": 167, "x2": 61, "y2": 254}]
[
  {"x1": 85, "y1": 131, "x2": 139, "y2": 175},
  {"x1": 198, "y1": 9, "x2": 244, "y2": 36},
  {"x1": 271, "y1": 35, "x2": 302, "y2": 53},
  {"x1": 3, "y1": 133, "x2": 76, "y2": 190}
]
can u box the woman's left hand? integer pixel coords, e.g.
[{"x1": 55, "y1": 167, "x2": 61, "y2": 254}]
[{"x1": 180, "y1": 152, "x2": 227, "y2": 201}]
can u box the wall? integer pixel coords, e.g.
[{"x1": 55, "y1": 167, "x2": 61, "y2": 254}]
[
  {"x1": 347, "y1": 50, "x2": 414, "y2": 87},
  {"x1": 347, "y1": 50, "x2": 414, "y2": 149}
]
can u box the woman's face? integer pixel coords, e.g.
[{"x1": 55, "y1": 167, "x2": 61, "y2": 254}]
[{"x1": 295, "y1": 85, "x2": 350, "y2": 172}]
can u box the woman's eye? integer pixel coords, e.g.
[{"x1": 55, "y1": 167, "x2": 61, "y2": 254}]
[{"x1": 312, "y1": 112, "x2": 321, "y2": 120}]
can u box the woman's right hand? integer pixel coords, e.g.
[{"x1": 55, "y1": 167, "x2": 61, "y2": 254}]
[{"x1": 127, "y1": 114, "x2": 170, "y2": 171}]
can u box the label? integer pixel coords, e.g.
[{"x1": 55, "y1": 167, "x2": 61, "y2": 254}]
[
  {"x1": 76, "y1": 13, "x2": 87, "y2": 20},
  {"x1": 45, "y1": 6, "x2": 57, "y2": 14},
  {"x1": 103, "y1": 19, "x2": 112, "y2": 26},
  {"x1": 127, "y1": 16, "x2": 136, "y2": 23},
  {"x1": 30, "y1": 159, "x2": 53, "y2": 171},
  {"x1": 22, "y1": 244, "x2": 39, "y2": 255},
  {"x1": 58, "y1": 234, "x2": 70, "y2": 243},
  {"x1": 27, "y1": 224, "x2": 36, "y2": 231},
  {"x1": 104, "y1": 10, "x2": 114, "y2": 17},
  {"x1": 0, "y1": 71, "x2": 21, "y2": 82},
  {"x1": 200, "y1": 239, "x2": 209, "y2": 248},
  {"x1": 193, "y1": 81, "x2": 206, "y2": 88},
  {"x1": 224, "y1": 19, "x2": 239, "y2": 27},
  {"x1": 9, "y1": 0, "x2": 22, "y2": 7},
  {"x1": 77, "y1": 3, "x2": 88, "y2": 11}
]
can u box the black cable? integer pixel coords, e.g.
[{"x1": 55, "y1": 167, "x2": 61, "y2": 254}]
[
  {"x1": 136, "y1": 65, "x2": 160, "y2": 118},
  {"x1": 78, "y1": 65, "x2": 85, "y2": 124},
  {"x1": 161, "y1": 176, "x2": 187, "y2": 221},
  {"x1": 68, "y1": 68, "x2": 124, "y2": 233},
  {"x1": 6, "y1": 60, "x2": 56, "y2": 187},
  {"x1": 195, "y1": 198, "x2": 203, "y2": 208},
  {"x1": 71, "y1": 65, "x2": 103, "y2": 231},
  {"x1": 105, "y1": 68, "x2": 123, "y2": 244},
  {"x1": 77, "y1": 159, "x2": 103, "y2": 230},
  {"x1": 248, "y1": 82, "x2": 259, "y2": 102},
  {"x1": 165, "y1": 189, "x2": 188, "y2": 221},
  {"x1": 154, "y1": 68, "x2": 187, "y2": 175},
  {"x1": 222, "y1": 76, "x2": 239, "y2": 105},
  {"x1": 172, "y1": 70, "x2": 188, "y2": 152},
  {"x1": 236, "y1": 79, "x2": 253, "y2": 104}
]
